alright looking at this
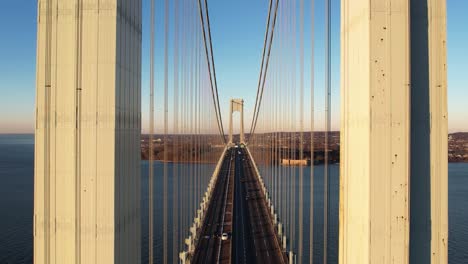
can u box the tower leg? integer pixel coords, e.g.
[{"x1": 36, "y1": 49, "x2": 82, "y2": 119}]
[
  {"x1": 240, "y1": 99, "x2": 245, "y2": 143},
  {"x1": 340, "y1": 0, "x2": 447, "y2": 263},
  {"x1": 34, "y1": 1, "x2": 142, "y2": 263},
  {"x1": 229, "y1": 99, "x2": 233, "y2": 144}
]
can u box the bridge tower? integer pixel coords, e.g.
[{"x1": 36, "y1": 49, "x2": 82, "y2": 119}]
[
  {"x1": 340, "y1": 1, "x2": 447, "y2": 264},
  {"x1": 228, "y1": 98, "x2": 245, "y2": 144},
  {"x1": 34, "y1": 1, "x2": 142, "y2": 263}
]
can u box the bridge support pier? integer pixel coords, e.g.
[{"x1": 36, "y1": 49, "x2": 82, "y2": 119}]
[{"x1": 340, "y1": 0, "x2": 447, "y2": 263}]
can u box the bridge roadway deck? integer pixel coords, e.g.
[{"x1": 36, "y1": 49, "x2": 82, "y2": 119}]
[
  {"x1": 192, "y1": 147, "x2": 287, "y2": 264},
  {"x1": 233, "y1": 148, "x2": 287, "y2": 264},
  {"x1": 192, "y1": 149, "x2": 235, "y2": 264}
]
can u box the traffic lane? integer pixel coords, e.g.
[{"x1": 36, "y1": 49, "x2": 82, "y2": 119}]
[
  {"x1": 219, "y1": 152, "x2": 235, "y2": 264},
  {"x1": 232, "y1": 150, "x2": 245, "y2": 264},
  {"x1": 192, "y1": 153, "x2": 226, "y2": 263},
  {"x1": 233, "y1": 149, "x2": 256, "y2": 264},
  {"x1": 247, "y1": 154, "x2": 287, "y2": 264},
  {"x1": 241, "y1": 151, "x2": 257, "y2": 264},
  {"x1": 192, "y1": 150, "x2": 232, "y2": 263},
  {"x1": 242, "y1": 149, "x2": 286, "y2": 264},
  {"x1": 236, "y1": 149, "x2": 269, "y2": 263},
  {"x1": 243, "y1": 157, "x2": 270, "y2": 263},
  {"x1": 246, "y1": 159, "x2": 273, "y2": 263},
  {"x1": 208, "y1": 150, "x2": 233, "y2": 262}
]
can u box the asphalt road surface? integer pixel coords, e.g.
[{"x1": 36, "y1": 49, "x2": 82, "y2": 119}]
[
  {"x1": 192, "y1": 147, "x2": 287, "y2": 264},
  {"x1": 192, "y1": 149, "x2": 234, "y2": 264},
  {"x1": 232, "y1": 148, "x2": 287, "y2": 264}
]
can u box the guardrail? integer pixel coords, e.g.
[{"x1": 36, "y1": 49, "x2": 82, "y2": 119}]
[
  {"x1": 245, "y1": 146, "x2": 295, "y2": 264},
  {"x1": 179, "y1": 146, "x2": 228, "y2": 264}
]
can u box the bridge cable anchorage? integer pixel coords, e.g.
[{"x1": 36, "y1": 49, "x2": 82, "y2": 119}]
[{"x1": 197, "y1": 0, "x2": 226, "y2": 144}]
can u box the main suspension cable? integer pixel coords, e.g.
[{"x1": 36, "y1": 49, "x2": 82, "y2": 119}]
[
  {"x1": 250, "y1": 0, "x2": 273, "y2": 136},
  {"x1": 250, "y1": 0, "x2": 280, "y2": 137},
  {"x1": 197, "y1": 0, "x2": 226, "y2": 144}
]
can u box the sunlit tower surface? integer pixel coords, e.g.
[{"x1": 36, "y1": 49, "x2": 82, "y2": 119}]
[
  {"x1": 34, "y1": 1, "x2": 142, "y2": 263},
  {"x1": 340, "y1": 0, "x2": 448, "y2": 263}
]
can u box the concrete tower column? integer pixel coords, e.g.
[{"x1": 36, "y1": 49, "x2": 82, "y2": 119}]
[
  {"x1": 228, "y1": 98, "x2": 245, "y2": 144},
  {"x1": 240, "y1": 99, "x2": 245, "y2": 143},
  {"x1": 340, "y1": 0, "x2": 447, "y2": 263},
  {"x1": 229, "y1": 99, "x2": 234, "y2": 144},
  {"x1": 409, "y1": 0, "x2": 448, "y2": 263},
  {"x1": 34, "y1": 1, "x2": 142, "y2": 263}
]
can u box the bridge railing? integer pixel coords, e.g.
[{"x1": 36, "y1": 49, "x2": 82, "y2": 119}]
[
  {"x1": 247, "y1": 0, "x2": 335, "y2": 263},
  {"x1": 178, "y1": 146, "x2": 228, "y2": 263},
  {"x1": 146, "y1": 0, "x2": 227, "y2": 263}
]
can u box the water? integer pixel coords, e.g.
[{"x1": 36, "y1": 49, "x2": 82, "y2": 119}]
[
  {"x1": 0, "y1": 134, "x2": 467, "y2": 263},
  {"x1": 448, "y1": 163, "x2": 468, "y2": 263}
]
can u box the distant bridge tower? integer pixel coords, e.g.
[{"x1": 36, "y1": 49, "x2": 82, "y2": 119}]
[
  {"x1": 340, "y1": 1, "x2": 447, "y2": 264},
  {"x1": 34, "y1": 1, "x2": 142, "y2": 263},
  {"x1": 228, "y1": 99, "x2": 245, "y2": 144}
]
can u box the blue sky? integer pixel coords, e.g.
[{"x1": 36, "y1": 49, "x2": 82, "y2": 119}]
[{"x1": 0, "y1": 0, "x2": 466, "y2": 133}]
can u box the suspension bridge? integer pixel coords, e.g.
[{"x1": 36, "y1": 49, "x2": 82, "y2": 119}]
[{"x1": 34, "y1": 0, "x2": 448, "y2": 263}]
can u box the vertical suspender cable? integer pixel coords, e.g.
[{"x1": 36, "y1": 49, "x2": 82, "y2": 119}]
[
  {"x1": 323, "y1": 0, "x2": 331, "y2": 262},
  {"x1": 75, "y1": 1, "x2": 84, "y2": 262},
  {"x1": 163, "y1": 0, "x2": 169, "y2": 262},
  {"x1": 299, "y1": 0, "x2": 305, "y2": 261},
  {"x1": 309, "y1": 0, "x2": 315, "y2": 263},
  {"x1": 43, "y1": 1, "x2": 52, "y2": 262},
  {"x1": 189, "y1": 0, "x2": 194, "y2": 231},
  {"x1": 282, "y1": 21, "x2": 286, "y2": 243},
  {"x1": 94, "y1": 0, "x2": 101, "y2": 259},
  {"x1": 148, "y1": 0, "x2": 155, "y2": 262},
  {"x1": 191, "y1": 0, "x2": 194, "y2": 229},
  {"x1": 172, "y1": 0, "x2": 180, "y2": 260},
  {"x1": 284, "y1": 0, "x2": 289, "y2": 242},
  {"x1": 292, "y1": 0, "x2": 297, "y2": 251},
  {"x1": 275, "y1": 4, "x2": 280, "y2": 224},
  {"x1": 182, "y1": 1, "x2": 187, "y2": 242}
]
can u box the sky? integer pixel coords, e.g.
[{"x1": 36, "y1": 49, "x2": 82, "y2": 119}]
[{"x1": 0, "y1": 0, "x2": 466, "y2": 134}]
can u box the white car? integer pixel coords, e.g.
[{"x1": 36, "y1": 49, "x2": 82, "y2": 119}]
[{"x1": 221, "y1": 233, "x2": 229, "y2": 241}]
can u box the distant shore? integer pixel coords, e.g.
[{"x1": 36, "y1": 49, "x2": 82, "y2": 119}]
[{"x1": 139, "y1": 132, "x2": 468, "y2": 163}]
